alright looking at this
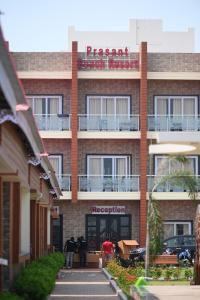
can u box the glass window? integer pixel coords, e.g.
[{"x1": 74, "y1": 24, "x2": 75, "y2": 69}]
[
  {"x1": 87, "y1": 95, "x2": 130, "y2": 117},
  {"x1": 155, "y1": 96, "x2": 198, "y2": 117},
  {"x1": 27, "y1": 95, "x2": 62, "y2": 115},
  {"x1": 163, "y1": 221, "x2": 192, "y2": 239},
  {"x1": 49, "y1": 155, "x2": 62, "y2": 176},
  {"x1": 155, "y1": 156, "x2": 198, "y2": 175},
  {"x1": 87, "y1": 155, "x2": 130, "y2": 177}
]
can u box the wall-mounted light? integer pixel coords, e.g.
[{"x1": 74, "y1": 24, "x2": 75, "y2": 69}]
[{"x1": 16, "y1": 104, "x2": 30, "y2": 111}]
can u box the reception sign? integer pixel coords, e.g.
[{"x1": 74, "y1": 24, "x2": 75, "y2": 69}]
[{"x1": 90, "y1": 205, "x2": 126, "y2": 214}]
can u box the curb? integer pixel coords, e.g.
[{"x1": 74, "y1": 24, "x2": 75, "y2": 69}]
[{"x1": 102, "y1": 268, "x2": 128, "y2": 300}]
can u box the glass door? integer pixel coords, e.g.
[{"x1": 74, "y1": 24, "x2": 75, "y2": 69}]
[{"x1": 86, "y1": 215, "x2": 131, "y2": 250}]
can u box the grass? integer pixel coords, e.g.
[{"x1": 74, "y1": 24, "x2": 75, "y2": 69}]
[{"x1": 149, "y1": 280, "x2": 190, "y2": 286}]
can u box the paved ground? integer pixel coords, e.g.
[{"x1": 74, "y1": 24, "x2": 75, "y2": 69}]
[
  {"x1": 48, "y1": 269, "x2": 121, "y2": 300},
  {"x1": 143, "y1": 285, "x2": 200, "y2": 300}
]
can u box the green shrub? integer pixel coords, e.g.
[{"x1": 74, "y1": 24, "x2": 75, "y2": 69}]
[
  {"x1": 149, "y1": 267, "x2": 162, "y2": 279},
  {"x1": 14, "y1": 262, "x2": 55, "y2": 300},
  {"x1": 184, "y1": 269, "x2": 193, "y2": 280},
  {"x1": 164, "y1": 267, "x2": 174, "y2": 280},
  {"x1": 0, "y1": 292, "x2": 24, "y2": 300},
  {"x1": 49, "y1": 252, "x2": 65, "y2": 269},
  {"x1": 107, "y1": 260, "x2": 125, "y2": 278},
  {"x1": 171, "y1": 267, "x2": 181, "y2": 280}
]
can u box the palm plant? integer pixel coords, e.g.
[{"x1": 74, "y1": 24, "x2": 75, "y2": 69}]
[{"x1": 145, "y1": 155, "x2": 199, "y2": 277}]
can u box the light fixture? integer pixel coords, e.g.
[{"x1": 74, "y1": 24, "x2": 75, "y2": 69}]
[
  {"x1": 149, "y1": 144, "x2": 196, "y2": 154},
  {"x1": 39, "y1": 152, "x2": 49, "y2": 157},
  {"x1": 16, "y1": 104, "x2": 30, "y2": 111}
]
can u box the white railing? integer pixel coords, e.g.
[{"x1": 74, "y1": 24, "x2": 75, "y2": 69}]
[
  {"x1": 34, "y1": 114, "x2": 70, "y2": 131},
  {"x1": 78, "y1": 175, "x2": 140, "y2": 192},
  {"x1": 56, "y1": 174, "x2": 71, "y2": 191},
  {"x1": 78, "y1": 115, "x2": 139, "y2": 131},
  {"x1": 148, "y1": 115, "x2": 200, "y2": 131},
  {"x1": 147, "y1": 175, "x2": 200, "y2": 192}
]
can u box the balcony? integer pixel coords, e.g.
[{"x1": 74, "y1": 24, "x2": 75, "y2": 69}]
[
  {"x1": 147, "y1": 175, "x2": 200, "y2": 193},
  {"x1": 57, "y1": 174, "x2": 71, "y2": 191},
  {"x1": 148, "y1": 115, "x2": 200, "y2": 131},
  {"x1": 78, "y1": 115, "x2": 139, "y2": 131},
  {"x1": 34, "y1": 114, "x2": 70, "y2": 131},
  {"x1": 78, "y1": 175, "x2": 139, "y2": 192}
]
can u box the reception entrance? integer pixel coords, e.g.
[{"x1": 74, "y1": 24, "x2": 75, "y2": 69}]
[{"x1": 86, "y1": 214, "x2": 131, "y2": 250}]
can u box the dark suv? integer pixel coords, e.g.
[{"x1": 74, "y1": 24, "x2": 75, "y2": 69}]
[{"x1": 163, "y1": 235, "x2": 196, "y2": 258}]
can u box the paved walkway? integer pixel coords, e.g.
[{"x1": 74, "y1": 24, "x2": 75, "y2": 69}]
[
  {"x1": 48, "y1": 269, "x2": 121, "y2": 300},
  {"x1": 144, "y1": 285, "x2": 200, "y2": 300}
]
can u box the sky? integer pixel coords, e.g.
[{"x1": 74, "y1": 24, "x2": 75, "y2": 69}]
[{"x1": 0, "y1": 0, "x2": 200, "y2": 52}]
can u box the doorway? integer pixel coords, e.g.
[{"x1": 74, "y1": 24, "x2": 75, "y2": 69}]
[{"x1": 86, "y1": 214, "x2": 131, "y2": 250}]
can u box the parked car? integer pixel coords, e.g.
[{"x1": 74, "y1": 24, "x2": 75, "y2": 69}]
[{"x1": 163, "y1": 235, "x2": 196, "y2": 259}]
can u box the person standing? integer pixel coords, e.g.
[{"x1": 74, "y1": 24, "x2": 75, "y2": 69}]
[
  {"x1": 78, "y1": 236, "x2": 88, "y2": 267},
  {"x1": 64, "y1": 237, "x2": 76, "y2": 269},
  {"x1": 102, "y1": 238, "x2": 114, "y2": 264}
]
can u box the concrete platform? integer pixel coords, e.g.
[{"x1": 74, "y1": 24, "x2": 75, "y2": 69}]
[{"x1": 143, "y1": 285, "x2": 200, "y2": 300}]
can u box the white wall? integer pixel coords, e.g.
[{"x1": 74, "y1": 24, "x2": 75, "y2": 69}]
[
  {"x1": 47, "y1": 208, "x2": 51, "y2": 245},
  {"x1": 68, "y1": 19, "x2": 194, "y2": 53},
  {"x1": 20, "y1": 188, "x2": 30, "y2": 255}
]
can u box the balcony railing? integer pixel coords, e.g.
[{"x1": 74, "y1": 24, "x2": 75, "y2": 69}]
[
  {"x1": 78, "y1": 175, "x2": 140, "y2": 192},
  {"x1": 34, "y1": 114, "x2": 70, "y2": 131},
  {"x1": 147, "y1": 175, "x2": 200, "y2": 192},
  {"x1": 148, "y1": 115, "x2": 200, "y2": 131},
  {"x1": 57, "y1": 174, "x2": 71, "y2": 191},
  {"x1": 78, "y1": 115, "x2": 139, "y2": 131}
]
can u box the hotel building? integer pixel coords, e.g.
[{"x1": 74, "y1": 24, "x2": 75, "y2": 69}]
[{"x1": 11, "y1": 20, "x2": 200, "y2": 252}]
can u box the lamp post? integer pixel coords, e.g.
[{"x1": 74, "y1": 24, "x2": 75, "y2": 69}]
[{"x1": 145, "y1": 143, "x2": 196, "y2": 278}]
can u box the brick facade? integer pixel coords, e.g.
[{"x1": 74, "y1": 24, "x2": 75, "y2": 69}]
[
  {"x1": 11, "y1": 42, "x2": 200, "y2": 250},
  {"x1": 78, "y1": 79, "x2": 140, "y2": 114},
  {"x1": 148, "y1": 53, "x2": 200, "y2": 72},
  {"x1": 12, "y1": 52, "x2": 72, "y2": 71},
  {"x1": 43, "y1": 139, "x2": 71, "y2": 174},
  {"x1": 22, "y1": 79, "x2": 71, "y2": 113},
  {"x1": 78, "y1": 139, "x2": 140, "y2": 174},
  {"x1": 148, "y1": 80, "x2": 200, "y2": 113},
  {"x1": 59, "y1": 200, "x2": 140, "y2": 245}
]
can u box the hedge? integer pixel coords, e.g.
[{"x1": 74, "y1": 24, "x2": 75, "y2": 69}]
[
  {"x1": 14, "y1": 252, "x2": 64, "y2": 300},
  {"x1": 0, "y1": 292, "x2": 24, "y2": 300}
]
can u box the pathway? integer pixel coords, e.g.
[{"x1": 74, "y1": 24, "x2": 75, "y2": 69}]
[{"x1": 48, "y1": 269, "x2": 121, "y2": 300}]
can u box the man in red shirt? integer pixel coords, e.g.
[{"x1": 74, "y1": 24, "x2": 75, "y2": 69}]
[{"x1": 102, "y1": 239, "x2": 114, "y2": 263}]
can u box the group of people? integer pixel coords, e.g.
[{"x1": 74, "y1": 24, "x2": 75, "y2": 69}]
[
  {"x1": 64, "y1": 237, "x2": 120, "y2": 269},
  {"x1": 64, "y1": 236, "x2": 87, "y2": 269}
]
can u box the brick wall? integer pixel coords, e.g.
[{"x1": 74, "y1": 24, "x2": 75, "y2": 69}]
[
  {"x1": 59, "y1": 200, "x2": 140, "y2": 244},
  {"x1": 78, "y1": 79, "x2": 140, "y2": 114},
  {"x1": 148, "y1": 53, "x2": 200, "y2": 72},
  {"x1": 43, "y1": 139, "x2": 71, "y2": 174},
  {"x1": 78, "y1": 139, "x2": 140, "y2": 174},
  {"x1": 158, "y1": 200, "x2": 199, "y2": 233},
  {"x1": 148, "y1": 80, "x2": 200, "y2": 113},
  {"x1": 22, "y1": 79, "x2": 71, "y2": 113},
  {"x1": 12, "y1": 52, "x2": 72, "y2": 71}
]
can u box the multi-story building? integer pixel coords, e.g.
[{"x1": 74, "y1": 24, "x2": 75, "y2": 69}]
[{"x1": 11, "y1": 24, "x2": 200, "y2": 252}]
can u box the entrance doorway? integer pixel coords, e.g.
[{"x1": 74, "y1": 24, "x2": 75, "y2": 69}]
[
  {"x1": 86, "y1": 214, "x2": 131, "y2": 250},
  {"x1": 52, "y1": 214, "x2": 63, "y2": 252}
]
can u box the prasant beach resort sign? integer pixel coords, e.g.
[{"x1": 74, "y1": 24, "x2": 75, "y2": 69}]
[{"x1": 78, "y1": 46, "x2": 139, "y2": 70}]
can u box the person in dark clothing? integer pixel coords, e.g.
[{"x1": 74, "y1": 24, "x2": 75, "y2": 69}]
[
  {"x1": 64, "y1": 237, "x2": 77, "y2": 269},
  {"x1": 78, "y1": 236, "x2": 87, "y2": 267}
]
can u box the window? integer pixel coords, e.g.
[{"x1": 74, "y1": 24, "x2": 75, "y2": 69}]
[
  {"x1": 87, "y1": 95, "x2": 130, "y2": 116},
  {"x1": 87, "y1": 155, "x2": 130, "y2": 177},
  {"x1": 155, "y1": 96, "x2": 198, "y2": 117},
  {"x1": 27, "y1": 95, "x2": 62, "y2": 115},
  {"x1": 163, "y1": 221, "x2": 192, "y2": 239},
  {"x1": 49, "y1": 155, "x2": 62, "y2": 177},
  {"x1": 155, "y1": 156, "x2": 198, "y2": 176}
]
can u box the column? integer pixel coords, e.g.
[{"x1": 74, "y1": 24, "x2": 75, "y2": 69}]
[
  {"x1": 71, "y1": 41, "x2": 78, "y2": 203},
  {"x1": 139, "y1": 42, "x2": 148, "y2": 246}
]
